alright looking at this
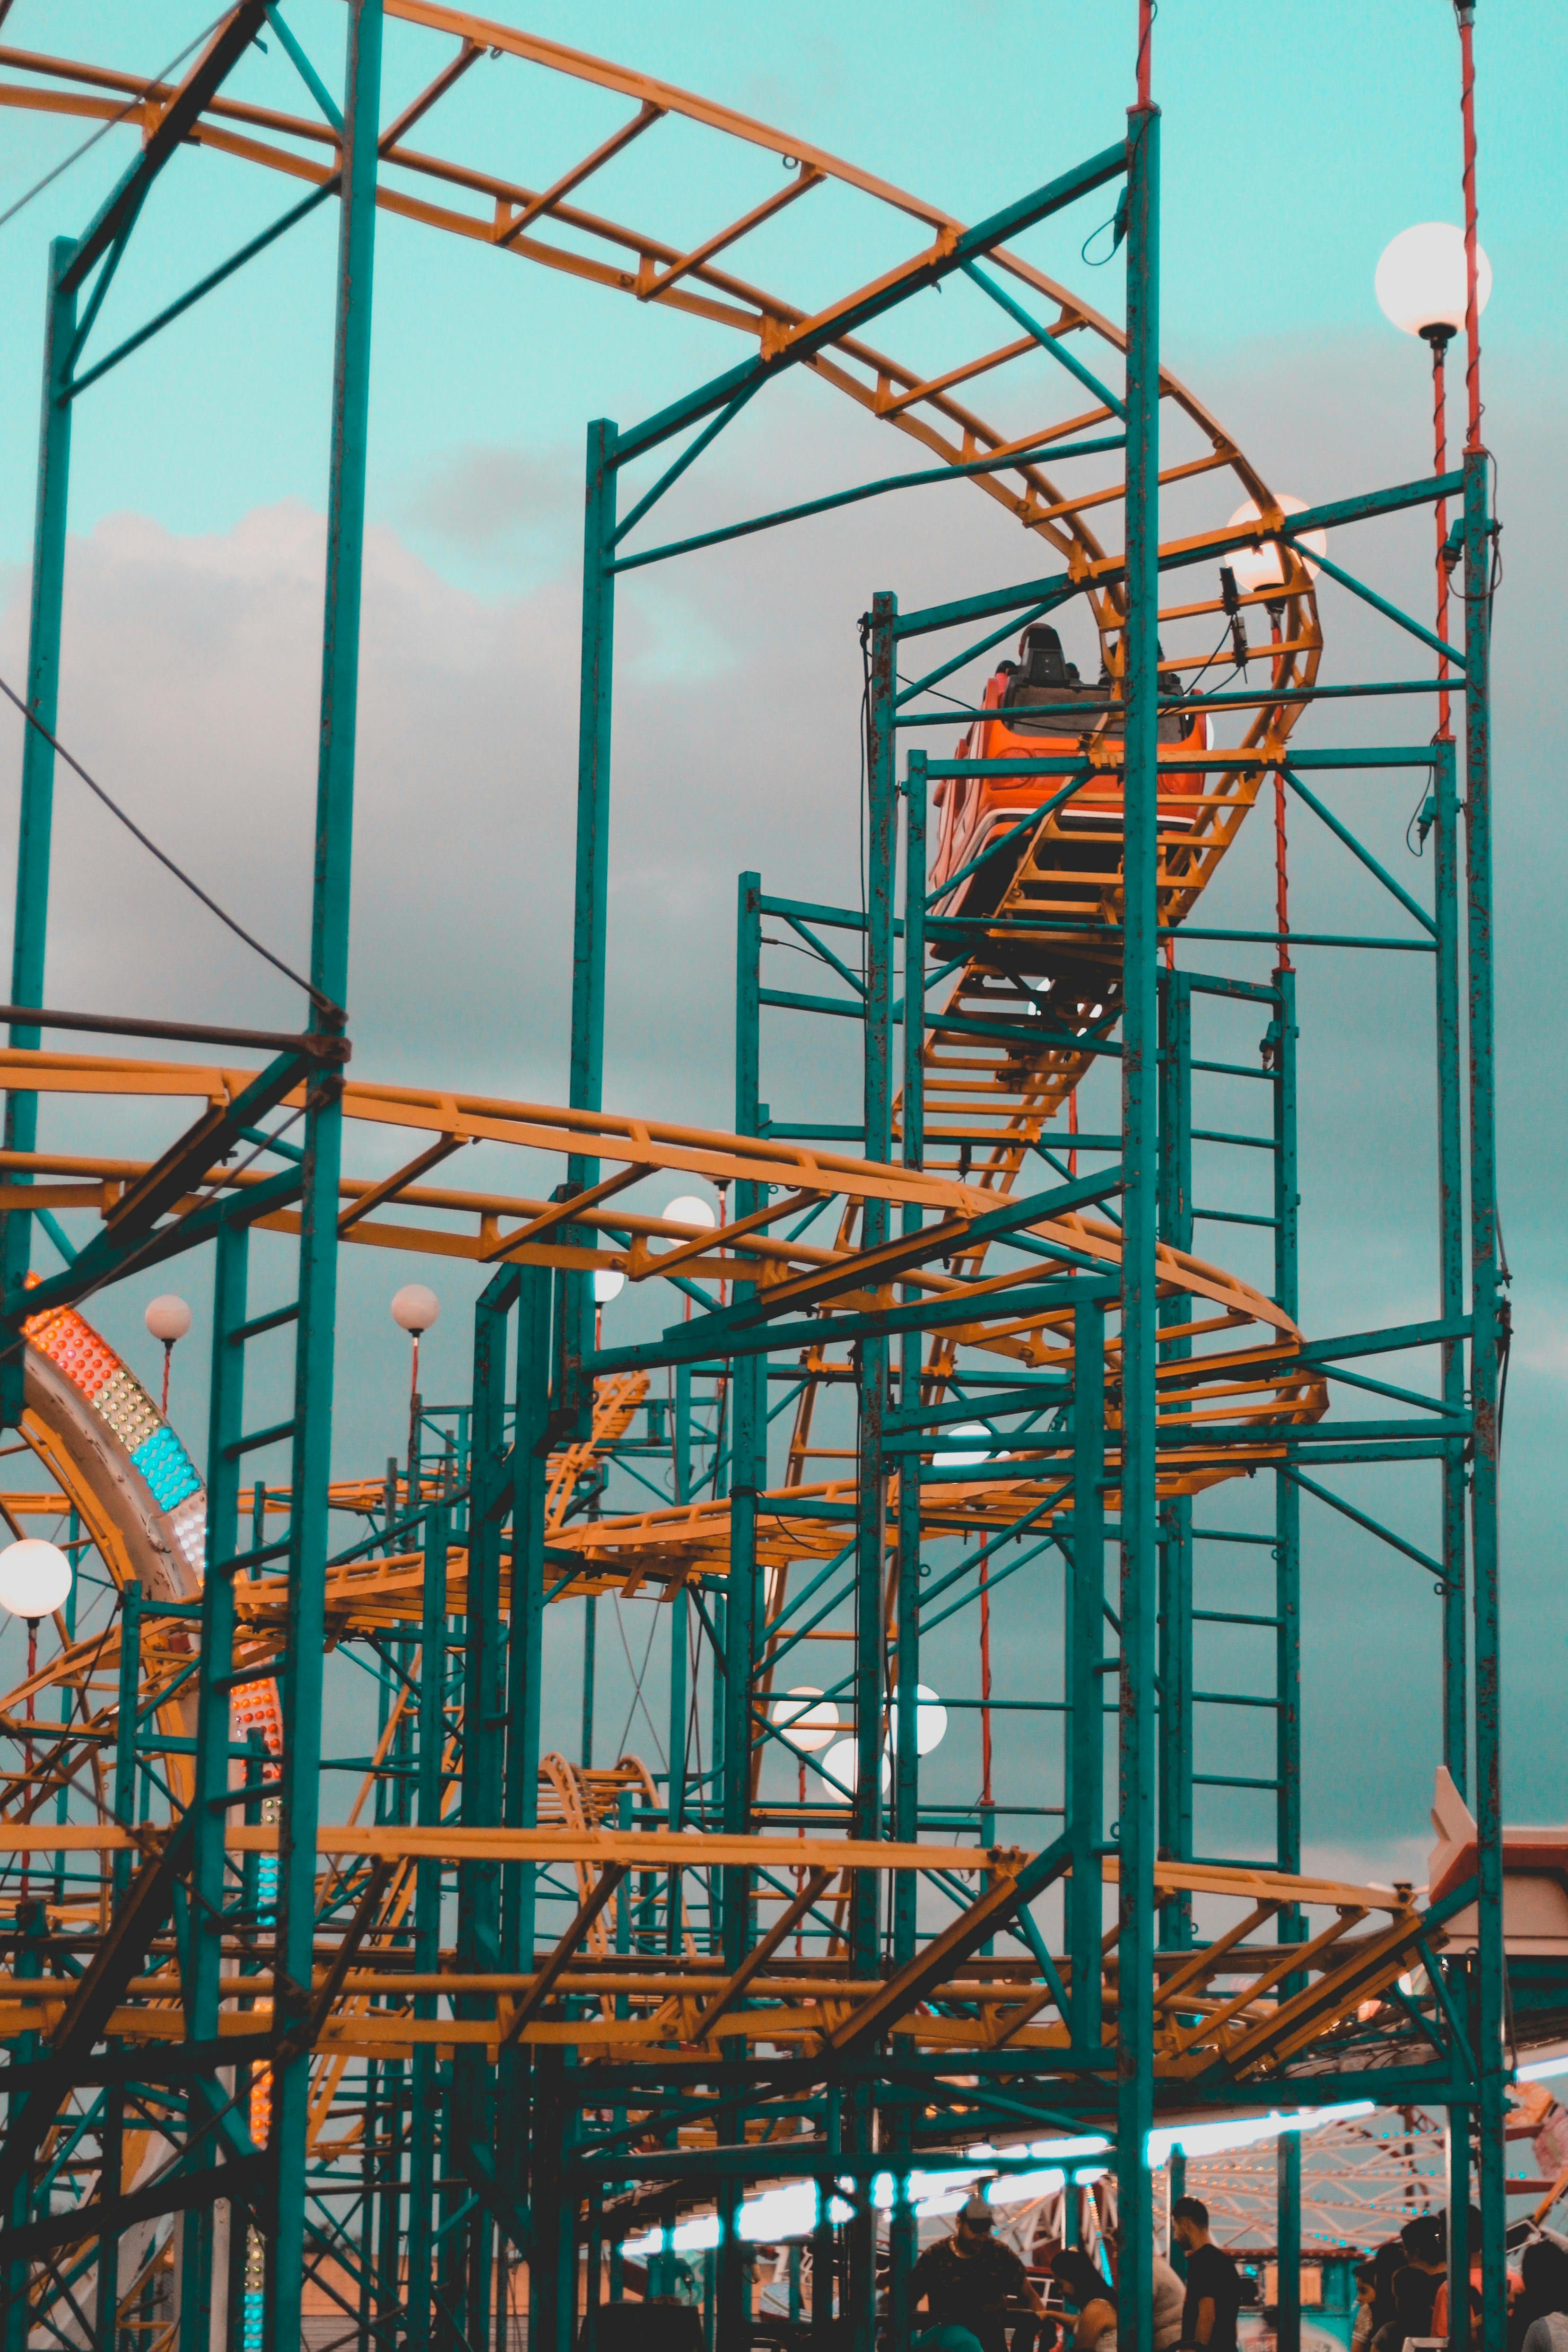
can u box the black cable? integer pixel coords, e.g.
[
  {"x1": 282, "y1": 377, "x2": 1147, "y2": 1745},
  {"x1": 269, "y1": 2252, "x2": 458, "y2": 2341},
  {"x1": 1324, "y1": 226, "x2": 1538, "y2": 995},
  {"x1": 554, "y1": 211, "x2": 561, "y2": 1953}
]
[
  {"x1": 0, "y1": 12, "x2": 232, "y2": 239},
  {"x1": 0, "y1": 672, "x2": 338, "y2": 1020}
]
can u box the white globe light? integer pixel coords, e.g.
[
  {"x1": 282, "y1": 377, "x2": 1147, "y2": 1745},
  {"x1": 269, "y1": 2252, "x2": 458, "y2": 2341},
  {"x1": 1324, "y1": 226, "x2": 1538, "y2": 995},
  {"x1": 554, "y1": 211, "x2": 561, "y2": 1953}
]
[
  {"x1": 593, "y1": 1268, "x2": 626, "y2": 1305},
  {"x1": 391, "y1": 1284, "x2": 440, "y2": 1335},
  {"x1": 144, "y1": 1295, "x2": 192, "y2": 1344},
  {"x1": 649, "y1": 1193, "x2": 718, "y2": 1255},
  {"x1": 662, "y1": 1195, "x2": 716, "y2": 1231},
  {"x1": 938, "y1": 1421, "x2": 992, "y2": 1468},
  {"x1": 889, "y1": 1682, "x2": 949, "y2": 1757},
  {"x1": 1225, "y1": 496, "x2": 1328, "y2": 596},
  {"x1": 770, "y1": 1685, "x2": 840, "y2": 1753},
  {"x1": 0, "y1": 1539, "x2": 73, "y2": 1621},
  {"x1": 1375, "y1": 222, "x2": 1492, "y2": 341},
  {"x1": 819, "y1": 1737, "x2": 891, "y2": 1793}
]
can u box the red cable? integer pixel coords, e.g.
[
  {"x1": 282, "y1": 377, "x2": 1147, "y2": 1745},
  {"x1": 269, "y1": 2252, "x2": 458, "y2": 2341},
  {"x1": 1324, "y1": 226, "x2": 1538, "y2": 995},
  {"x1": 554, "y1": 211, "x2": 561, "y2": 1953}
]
[
  {"x1": 1271, "y1": 616, "x2": 1291, "y2": 971},
  {"x1": 1068, "y1": 1084, "x2": 1079, "y2": 1179},
  {"x1": 1434, "y1": 340, "x2": 1452, "y2": 741},
  {"x1": 1458, "y1": 8, "x2": 1482, "y2": 450}
]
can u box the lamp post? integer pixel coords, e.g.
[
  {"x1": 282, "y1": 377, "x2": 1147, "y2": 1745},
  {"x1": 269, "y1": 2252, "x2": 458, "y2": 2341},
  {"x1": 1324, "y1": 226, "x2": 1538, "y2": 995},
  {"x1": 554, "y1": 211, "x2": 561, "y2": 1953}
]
[
  {"x1": 0, "y1": 1538, "x2": 73, "y2": 1899},
  {"x1": 144, "y1": 1293, "x2": 191, "y2": 1416},
  {"x1": 391, "y1": 1284, "x2": 440, "y2": 1504},
  {"x1": 1375, "y1": 224, "x2": 1492, "y2": 739}
]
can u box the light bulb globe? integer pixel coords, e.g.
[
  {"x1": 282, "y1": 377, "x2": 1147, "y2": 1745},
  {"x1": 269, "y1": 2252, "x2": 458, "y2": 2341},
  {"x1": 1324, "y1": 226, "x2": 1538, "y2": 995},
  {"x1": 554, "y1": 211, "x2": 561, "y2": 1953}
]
[
  {"x1": 890, "y1": 1682, "x2": 949, "y2": 1757},
  {"x1": 593, "y1": 1268, "x2": 626, "y2": 1305},
  {"x1": 1375, "y1": 222, "x2": 1492, "y2": 341},
  {"x1": 391, "y1": 1284, "x2": 440, "y2": 1336},
  {"x1": 770, "y1": 1685, "x2": 839, "y2": 1753},
  {"x1": 0, "y1": 1539, "x2": 73, "y2": 1621},
  {"x1": 662, "y1": 1195, "x2": 716, "y2": 1231},
  {"x1": 937, "y1": 1421, "x2": 992, "y2": 1468},
  {"x1": 1225, "y1": 496, "x2": 1327, "y2": 596},
  {"x1": 144, "y1": 1294, "x2": 192, "y2": 1344}
]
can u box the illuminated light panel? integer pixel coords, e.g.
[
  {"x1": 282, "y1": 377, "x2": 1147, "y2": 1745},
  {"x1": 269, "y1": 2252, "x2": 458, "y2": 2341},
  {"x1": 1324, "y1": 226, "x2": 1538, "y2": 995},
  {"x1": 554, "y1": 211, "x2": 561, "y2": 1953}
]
[{"x1": 23, "y1": 1297, "x2": 282, "y2": 1753}]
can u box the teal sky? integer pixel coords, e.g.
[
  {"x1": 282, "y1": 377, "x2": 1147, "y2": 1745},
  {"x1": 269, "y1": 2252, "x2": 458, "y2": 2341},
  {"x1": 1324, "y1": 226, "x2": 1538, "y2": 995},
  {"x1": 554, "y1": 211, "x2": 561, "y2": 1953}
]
[
  {"x1": 0, "y1": 3, "x2": 1563, "y2": 1871},
  {"x1": 0, "y1": 0, "x2": 1563, "y2": 577}
]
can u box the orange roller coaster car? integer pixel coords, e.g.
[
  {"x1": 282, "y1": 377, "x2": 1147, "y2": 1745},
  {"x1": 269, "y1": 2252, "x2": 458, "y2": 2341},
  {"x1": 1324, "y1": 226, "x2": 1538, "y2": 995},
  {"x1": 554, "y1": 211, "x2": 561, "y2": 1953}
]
[{"x1": 931, "y1": 621, "x2": 1209, "y2": 918}]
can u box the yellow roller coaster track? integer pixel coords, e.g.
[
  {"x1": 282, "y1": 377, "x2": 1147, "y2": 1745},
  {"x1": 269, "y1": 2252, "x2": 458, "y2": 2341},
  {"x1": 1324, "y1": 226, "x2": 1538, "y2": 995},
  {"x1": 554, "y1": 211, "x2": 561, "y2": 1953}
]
[{"x1": 0, "y1": 8, "x2": 1352, "y2": 2095}]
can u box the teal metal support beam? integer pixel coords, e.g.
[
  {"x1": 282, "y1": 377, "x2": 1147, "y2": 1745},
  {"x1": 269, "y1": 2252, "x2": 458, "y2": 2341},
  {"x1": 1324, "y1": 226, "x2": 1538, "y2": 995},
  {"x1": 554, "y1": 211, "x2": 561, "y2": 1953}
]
[
  {"x1": 570, "y1": 419, "x2": 618, "y2": 1150},
  {"x1": 615, "y1": 141, "x2": 1128, "y2": 464},
  {"x1": 405, "y1": 1494, "x2": 448, "y2": 2352},
  {"x1": 1462, "y1": 446, "x2": 1507, "y2": 2352},
  {"x1": 182, "y1": 1211, "x2": 250, "y2": 2352},
  {"x1": 1281, "y1": 768, "x2": 1437, "y2": 936},
  {"x1": 717, "y1": 871, "x2": 766, "y2": 2344},
  {"x1": 960, "y1": 258, "x2": 1128, "y2": 417},
  {"x1": 1, "y1": 236, "x2": 76, "y2": 1426},
  {"x1": 609, "y1": 435, "x2": 1123, "y2": 573},
  {"x1": 1156, "y1": 971, "x2": 1193, "y2": 1948},
  {"x1": 893, "y1": 469, "x2": 1466, "y2": 641},
  {"x1": 67, "y1": 183, "x2": 337, "y2": 404},
  {"x1": 564, "y1": 420, "x2": 619, "y2": 1434},
  {"x1": 1432, "y1": 736, "x2": 1468, "y2": 1788},
  {"x1": 505, "y1": 1269, "x2": 550, "y2": 2268},
  {"x1": 60, "y1": 3, "x2": 271, "y2": 297},
  {"x1": 269, "y1": 7, "x2": 382, "y2": 2345},
  {"x1": 1068, "y1": 1299, "x2": 1106, "y2": 2049},
  {"x1": 1272, "y1": 963, "x2": 1303, "y2": 2352},
  {"x1": 1116, "y1": 91, "x2": 1159, "y2": 2345},
  {"x1": 887, "y1": 752, "x2": 927, "y2": 2345}
]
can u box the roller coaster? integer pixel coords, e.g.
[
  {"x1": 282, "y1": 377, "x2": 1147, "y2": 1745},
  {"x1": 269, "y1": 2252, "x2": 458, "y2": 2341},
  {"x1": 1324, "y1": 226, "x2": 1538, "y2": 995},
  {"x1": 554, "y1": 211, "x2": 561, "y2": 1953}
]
[{"x1": 0, "y1": 6, "x2": 1516, "y2": 2351}]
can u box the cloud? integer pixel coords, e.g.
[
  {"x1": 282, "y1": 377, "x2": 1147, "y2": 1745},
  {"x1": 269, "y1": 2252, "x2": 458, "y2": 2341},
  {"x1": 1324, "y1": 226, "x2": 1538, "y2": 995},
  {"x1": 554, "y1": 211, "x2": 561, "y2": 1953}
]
[{"x1": 0, "y1": 329, "x2": 1561, "y2": 1852}]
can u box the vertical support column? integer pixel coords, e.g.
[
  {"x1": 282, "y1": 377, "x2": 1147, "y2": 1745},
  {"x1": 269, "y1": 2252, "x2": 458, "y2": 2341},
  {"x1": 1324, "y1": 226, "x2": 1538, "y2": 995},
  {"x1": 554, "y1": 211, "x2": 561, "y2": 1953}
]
[
  {"x1": 580, "y1": 1598, "x2": 597, "y2": 1765},
  {"x1": 1446, "y1": 2108, "x2": 1473, "y2": 2351},
  {"x1": 1118, "y1": 92, "x2": 1160, "y2": 2347},
  {"x1": 1156, "y1": 969, "x2": 1192, "y2": 1946},
  {"x1": 406, "y1": 1494, "x2": 448, "y2": 2352},
  {"x1": 716, "y1": 871, "x2": 766, "y2": 2343},
  {"x1": 191, "y1": 1216, "x2": 248, "y2": 2036},
  {"x1": 886, "y1": 750, "x2": 927, "y2": 2346},
  {"x1": 844, "y1": 590, "x2": 897, "y2": 2352},
  {"x1": 1432, "y1": 736, "x2": 1469, "y2": 1787},
  {"x1": 563, "y1": 417, "x2": 620, "y2": 1439},
  {"x1": 454, "y1": 1274, "x2": 512, "y2": 2352},
  {"x1": 269, "y1": 9, "x2": 381, "y2": 2344},
  {"x1": 1270, "y1": 966, "x2": 1302, "y2": 2352},
  {"x1": 1068, "y1": 1299, "x2": 1106, "y2": 2055},
  {"x1": 183, "y1": 1213, "x2": 249, "y2": 2352},
  {"x1": 1462, "y1": 446, "x2": 1506, "y2": 2350},
  {"x1": 1, "y1": 234, "x2": 78, "y2": 1420},
  {"x1": 505, "y1": 1269, "x2": 550, "y2": 2266},
  {"x1": 569, "y1": 419, "x2": 619, "y2": 1137}
]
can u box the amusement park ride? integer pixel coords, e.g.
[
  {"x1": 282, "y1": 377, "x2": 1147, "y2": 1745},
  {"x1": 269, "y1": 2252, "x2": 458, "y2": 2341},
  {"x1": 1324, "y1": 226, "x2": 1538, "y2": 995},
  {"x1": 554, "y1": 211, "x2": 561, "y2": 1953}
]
[{"x1": 0, "y1": 2, "x2": 1527, "y2": 2348}]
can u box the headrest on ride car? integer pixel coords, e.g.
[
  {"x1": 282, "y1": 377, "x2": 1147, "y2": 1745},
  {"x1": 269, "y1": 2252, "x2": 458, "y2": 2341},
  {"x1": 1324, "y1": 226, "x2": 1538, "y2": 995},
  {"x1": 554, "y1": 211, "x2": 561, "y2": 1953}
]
[{"x1": 1016, "y1": 623, "x2": 1070, "y2": 687}]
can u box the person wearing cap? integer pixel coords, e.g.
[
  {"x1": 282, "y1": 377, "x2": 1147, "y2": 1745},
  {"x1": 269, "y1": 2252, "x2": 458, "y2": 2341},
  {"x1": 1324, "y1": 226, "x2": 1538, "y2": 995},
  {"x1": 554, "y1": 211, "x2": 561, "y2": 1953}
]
[{"x1": 909, "y1": 2190, "x2": 1050, "y2": 2352}]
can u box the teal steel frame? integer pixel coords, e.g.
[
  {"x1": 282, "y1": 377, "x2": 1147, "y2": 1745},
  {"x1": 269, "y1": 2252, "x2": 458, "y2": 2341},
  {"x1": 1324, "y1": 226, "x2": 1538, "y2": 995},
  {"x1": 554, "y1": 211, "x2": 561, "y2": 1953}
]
[{"x1": 0, "y1": 24, "x2": 1511, "y2": 2352}]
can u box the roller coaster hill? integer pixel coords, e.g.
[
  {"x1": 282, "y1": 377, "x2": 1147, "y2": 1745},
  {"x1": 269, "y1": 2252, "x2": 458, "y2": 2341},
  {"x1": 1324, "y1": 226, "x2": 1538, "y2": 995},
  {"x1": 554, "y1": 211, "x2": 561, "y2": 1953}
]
[{"x1": 0, "y1": 4, "x2": 1534, "y2": 2351}]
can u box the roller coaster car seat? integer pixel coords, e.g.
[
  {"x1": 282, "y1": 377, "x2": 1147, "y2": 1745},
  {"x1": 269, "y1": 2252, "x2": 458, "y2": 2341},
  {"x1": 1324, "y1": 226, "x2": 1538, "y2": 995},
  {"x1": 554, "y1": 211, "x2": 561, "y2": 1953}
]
[{"x1": 927, "y1": 624, "x2": 1210, "y2": 916}]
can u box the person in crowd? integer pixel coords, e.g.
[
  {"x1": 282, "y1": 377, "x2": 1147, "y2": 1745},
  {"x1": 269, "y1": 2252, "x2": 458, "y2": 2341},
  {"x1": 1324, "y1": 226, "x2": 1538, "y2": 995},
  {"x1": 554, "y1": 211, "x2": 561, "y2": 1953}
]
[
  {"x1": 1372, "y1": 2210, "x2": 1447, "y2": 2350},
  {"x1": 1102, "y1": 2227, "x2": 1182, "y2": 2352},
  {"x1": 1171, "y1": 2198, "x2": 1243, "y2": 2352},
  {"x1": 911, "y1": 2192, "x2": 1050, "y2": 2352},
  {"x1": 1349, "y1": 2259, "x2": 1378, "y2": 2352},
  {"x1": 1518, "y1": 2239, "x2": 1568, "y2": 2352},
  {"x1": 1049, "y1": 2248, "x2": 1118, "y2": 2350},
  {"x1": 1430, "y1": 2204, "x2": 1486, "y2": 2341}
]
